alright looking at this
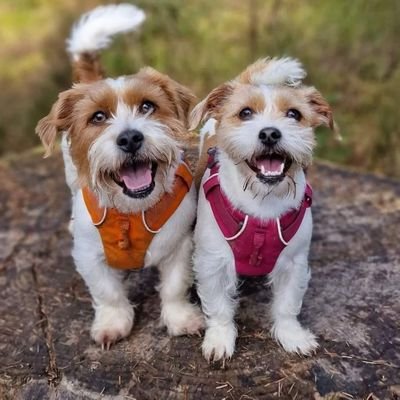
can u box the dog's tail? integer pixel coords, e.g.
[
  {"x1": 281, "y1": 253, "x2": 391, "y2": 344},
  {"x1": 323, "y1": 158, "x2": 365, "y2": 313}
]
[{"x1": 66, "y1": 4, "x2": 146, "y2": 83}]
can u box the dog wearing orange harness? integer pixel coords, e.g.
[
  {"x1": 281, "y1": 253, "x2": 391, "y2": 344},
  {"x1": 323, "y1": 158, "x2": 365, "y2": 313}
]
[
  {"x1": 36, "y1": 4, "x2": 204, "y2": 348},
  {"x1": 190, "y1": 58, "x2": 335, "y2": 361}
]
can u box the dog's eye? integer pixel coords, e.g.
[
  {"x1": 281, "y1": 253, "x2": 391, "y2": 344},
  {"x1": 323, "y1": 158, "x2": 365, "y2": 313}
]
[
  {"x1": 90, "y1": 111, "x2": 107, "y2": 124},
  {"x1": 239, "y1": 107, "x2": 254, "y2": 120},
  {"x1": 139, "y1": 100, "x2": 156, "y2": 115},
  {"x1": 286, "y1": 108, "x2": 302, "y2": 121}
]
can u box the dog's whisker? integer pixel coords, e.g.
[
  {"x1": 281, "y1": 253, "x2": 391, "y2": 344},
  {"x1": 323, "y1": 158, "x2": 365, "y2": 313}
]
[
  {"x1": 287, "y1": 175, "x2": 297, "y2": 199},
  {"x1": 243, "y1": 175, "x2": 251, "y2": 192}
]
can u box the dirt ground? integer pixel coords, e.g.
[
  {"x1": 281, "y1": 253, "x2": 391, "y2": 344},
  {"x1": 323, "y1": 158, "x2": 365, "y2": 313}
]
[{"x1": 0, "y1": 148, "x2": 399, "y2": 400}]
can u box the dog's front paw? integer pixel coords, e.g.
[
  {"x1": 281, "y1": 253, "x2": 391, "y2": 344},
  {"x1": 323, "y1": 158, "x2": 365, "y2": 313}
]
[
  {"x1": 271, "y1": 318, "x2": 318, "y2": 355},
  {"x1": 161, "y1": 301, "x2": 205, "y2": 336},
  {"x1": 91, "y1": 305, "x2": 134, "y2": 349},
  {"x1": 202, "y1": 323, "x2": 237, "y2": 362}
]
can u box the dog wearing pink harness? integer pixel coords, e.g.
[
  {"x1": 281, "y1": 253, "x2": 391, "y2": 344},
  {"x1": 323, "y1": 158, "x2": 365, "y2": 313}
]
[
  {"x1": 203, "y1": 149, "x2": 312, "y2": 277},
  {"x1": 190, "y1": 57, "x2": 336, "y2": 361}
]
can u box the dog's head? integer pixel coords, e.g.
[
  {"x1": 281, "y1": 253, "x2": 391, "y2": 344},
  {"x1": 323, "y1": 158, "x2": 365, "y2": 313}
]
[
  {"x1": 190, "y1": 57, "x2": 335, "y2": 198},
  {"x1": 36, "y1": 68, "x2": 195, "y2": 212}
]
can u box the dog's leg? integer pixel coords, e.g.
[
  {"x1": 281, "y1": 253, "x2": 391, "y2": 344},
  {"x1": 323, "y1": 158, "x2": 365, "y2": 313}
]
[
  {"x1": 195, "y1": 252, "x2": 238, "y2": 362},
  {"x1": 270, "y1": 254, "x2": 318, "y2": 355},
  {"x1": 158, "y1": 235, "x2": 205, "y2": 336},
  {"x1": 74, "y1": 249, "x2": 134, "y2": 348}
]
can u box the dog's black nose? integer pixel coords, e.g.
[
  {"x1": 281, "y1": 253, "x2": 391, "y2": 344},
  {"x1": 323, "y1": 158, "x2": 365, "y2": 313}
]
[
  {"x1": 259, "y1": 127, "x2": 282, "y2": 146},
  {"x1": 116, "y1": 129, "x2": 144, "y2": 153}
]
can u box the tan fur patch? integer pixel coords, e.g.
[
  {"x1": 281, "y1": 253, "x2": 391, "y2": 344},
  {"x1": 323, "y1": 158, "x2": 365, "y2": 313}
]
[
  {"x1": 135, "y1": 68, "x2": 196, "y2": 127},
  {"x1": 72, "y1": 53, "x2": 104, "y2": 83},
  {"x1": 236, "y1": 59, "x2": 269, "y2": 84},
  {"x1": 189, "y1": 83, "x2": 234, "y2": 131},
  {"x1": 221, "y1": 85, "x2": 266, "y2": 123},
  {"x1": 302, "y1": 87, "x2": 334, "y2": 129}
]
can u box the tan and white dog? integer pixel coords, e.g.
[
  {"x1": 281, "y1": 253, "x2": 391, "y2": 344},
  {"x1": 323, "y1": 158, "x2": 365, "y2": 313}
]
[
  {"x1": 36, "y1": 4, "x2": 204, "y2": 348},
  {"x1": 190, "y1": 58, "x2": 335, "y2": 361}
]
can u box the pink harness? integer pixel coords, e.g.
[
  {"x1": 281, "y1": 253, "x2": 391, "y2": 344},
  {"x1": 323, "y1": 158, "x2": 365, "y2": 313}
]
[{"x1": 203, "y1": 149, "x2": 312, "y2": 276}]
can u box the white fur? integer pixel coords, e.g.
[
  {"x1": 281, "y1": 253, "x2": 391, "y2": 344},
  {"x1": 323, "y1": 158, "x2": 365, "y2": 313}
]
[
  {"x1": 199, "y1": 118, "x2": 217, "y2": 156},
  {"x1": 67, "y1": 4, "x2": 145, "y2": 59},
  {"x1": 194, "y1": 84, "x2": 318, "y2": 361},
  {"x1": 246, "y1": 57, "x2": 306, "y2": 88},
  {"x1": 72, "y1": 181, "x2": 203, "y2": 347}
]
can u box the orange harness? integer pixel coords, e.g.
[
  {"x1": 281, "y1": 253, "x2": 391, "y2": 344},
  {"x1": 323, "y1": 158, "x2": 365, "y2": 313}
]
[{"x1": 82, "y1": 163, "x2": 193, "y2": 270}]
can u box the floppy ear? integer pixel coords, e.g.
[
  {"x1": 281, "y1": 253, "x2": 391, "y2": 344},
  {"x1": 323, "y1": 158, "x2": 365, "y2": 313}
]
[
  {"x1": 303, "y1": 87, "x2": 342, "y2": 141},
  {"x1": 169, "y1": 81, "x2": 197, "y2": 125},
  {"x1": 189, "y1": 83, "x2": 234, "y2": 131},
  {"x1": 303, "y1": 87, "x2": 334, "y2": 129},
  {"x1": 35, "y1": 89, "x2": 83, "y2": 157}
]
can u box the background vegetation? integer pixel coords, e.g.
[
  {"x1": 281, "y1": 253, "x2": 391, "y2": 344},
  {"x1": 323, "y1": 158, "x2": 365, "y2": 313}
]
[{"x1": 1, "y1": 0, "x2": 399, "y2": 177}]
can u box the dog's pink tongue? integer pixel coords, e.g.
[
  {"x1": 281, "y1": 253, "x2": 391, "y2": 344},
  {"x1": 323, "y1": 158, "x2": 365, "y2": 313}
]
[
  {"x1": 256, "y1": 157, "x2": 283, "y2": 173},
  {"x1": 120, "y1": 163, "x2": 152, "y2": 190}
]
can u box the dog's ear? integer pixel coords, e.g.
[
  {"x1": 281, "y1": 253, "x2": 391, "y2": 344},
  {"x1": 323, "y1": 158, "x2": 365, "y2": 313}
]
[
  {"x1": 138, "y1": 67, "x2": 197, "y2": 126},
  {"x1": 170, "y1": 82, "x2": 197, "y2": 125},
  {"x1": 36, "y1": 88, "x2": 83, "y2": 157},
  {"x1": 189, "y1": 83, "x2": 234, "y2": 131},
  {"x1": 302, "y1": 87, "x2": 341, "y2": 141}
]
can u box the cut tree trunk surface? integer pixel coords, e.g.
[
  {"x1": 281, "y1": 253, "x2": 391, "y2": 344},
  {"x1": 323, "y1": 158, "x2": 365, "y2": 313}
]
[{"x1": 0, "y1": 148, "x2": 399, "y2": 400}]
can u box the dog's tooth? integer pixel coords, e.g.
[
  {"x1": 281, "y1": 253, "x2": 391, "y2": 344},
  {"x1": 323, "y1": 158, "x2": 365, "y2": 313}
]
[{"x1": 261, "y1": 165, "x2": 265, "y2": 175}]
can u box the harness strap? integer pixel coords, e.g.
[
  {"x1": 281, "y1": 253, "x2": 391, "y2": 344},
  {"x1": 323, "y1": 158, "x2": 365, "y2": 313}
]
[{"x1": 203, "y1": 172, "x2": 245, "y2": 240}]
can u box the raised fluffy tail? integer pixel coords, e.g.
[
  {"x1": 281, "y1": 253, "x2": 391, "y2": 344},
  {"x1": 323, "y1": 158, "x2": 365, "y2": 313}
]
[{"x1": 66, "y1": 4, "x2": 146, "y2": 82}]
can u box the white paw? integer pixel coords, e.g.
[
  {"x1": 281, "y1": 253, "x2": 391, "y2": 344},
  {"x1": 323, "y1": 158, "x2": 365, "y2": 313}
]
[
  {"x1": 202, "y1": 323, "x2": 237, "y2": 362},
  {"x1": 271, "y1": 318, "x2": 318, "y2": 355},
  {"x1": 161, "y1": 301, "x2": 205, "y2": 336},
  {"x1": 91, "y1": 305, "x2": 134, "y2": 349}
]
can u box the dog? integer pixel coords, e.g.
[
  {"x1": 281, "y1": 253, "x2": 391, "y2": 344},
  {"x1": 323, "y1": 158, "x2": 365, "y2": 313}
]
[
  {"x1": 36, "y1": 4, "x2": 204, "y2": 348},
  {"x1": 190, "y1": 57, "x2": 335, "y2": 361}
]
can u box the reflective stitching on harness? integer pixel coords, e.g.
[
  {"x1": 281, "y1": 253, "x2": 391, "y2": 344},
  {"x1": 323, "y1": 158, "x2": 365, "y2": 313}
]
[
  {"x1": 203, "y1": 173, "x2": 219, "y2": 185},
  {"x1": 141, "y1": 210, "x2": 161, "y2": 234},
  {"x1": 180, "y1": 160, "x2": 192, "y2": 176},
  {"x1": 276, "y1": 217, "x2": 289, "y2": 246},
  {"x1": 93, "y1": 208, "x2": 107, "y2": 226},
  {"x1": 225, "y1": 215, "x2": 249, "y2": 241}
]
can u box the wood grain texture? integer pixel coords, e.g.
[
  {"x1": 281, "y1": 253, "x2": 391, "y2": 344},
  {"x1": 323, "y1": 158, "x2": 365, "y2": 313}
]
[{"x1": 0, "y1": 148, "x2": 399, "y2": 400}]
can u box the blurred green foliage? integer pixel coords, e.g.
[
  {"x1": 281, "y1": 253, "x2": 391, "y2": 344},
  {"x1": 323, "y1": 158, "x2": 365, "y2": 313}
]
[{"x1": 1, "y1": 0, "x2": 399, "y2": 177}]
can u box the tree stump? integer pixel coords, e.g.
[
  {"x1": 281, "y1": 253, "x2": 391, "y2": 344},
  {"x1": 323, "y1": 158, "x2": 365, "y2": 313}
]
[{"x1": 0, "y1": 148, "x2": 399, "y2": 399}]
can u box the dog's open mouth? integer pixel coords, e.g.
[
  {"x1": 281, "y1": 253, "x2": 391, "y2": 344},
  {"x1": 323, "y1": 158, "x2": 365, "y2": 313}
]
[
  {"x1": 246, "y1": 153, "x2": 292, "y2": 184},
  {"x1": 114, "y1": 160, "x2": 158, "y2": 198}
]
